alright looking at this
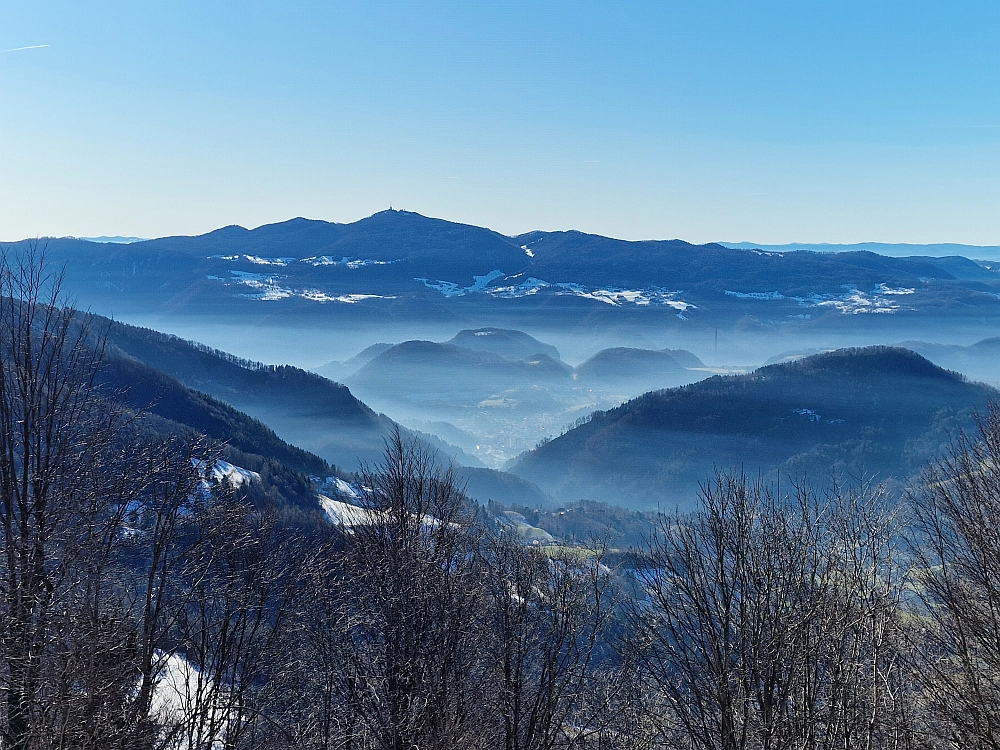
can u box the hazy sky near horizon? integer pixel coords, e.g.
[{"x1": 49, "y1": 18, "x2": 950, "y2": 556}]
[{"x1": 2, "y1": 1, "x2": 999, "y2": 244}]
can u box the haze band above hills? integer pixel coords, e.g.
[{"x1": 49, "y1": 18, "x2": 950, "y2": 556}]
[{"x1": 99, "y1": 316, "x2": 996, "y2": 514}]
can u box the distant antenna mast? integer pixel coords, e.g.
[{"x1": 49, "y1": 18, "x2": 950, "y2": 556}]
[{"x1": 714, "y1": 327, "x2": 719, "y2": 361}]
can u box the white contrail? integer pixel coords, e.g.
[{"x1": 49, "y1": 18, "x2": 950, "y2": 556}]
[{"x1": 2, "y1": 44, "x2": 50, "y2": 53}]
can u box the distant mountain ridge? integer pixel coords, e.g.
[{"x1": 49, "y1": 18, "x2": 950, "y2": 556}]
[
  {"x1": 97, "y1": 320, "x2": 556, "y2": 514},
  {"x1": 446, "y1": 328, "x2": 561, "y2": 361},
  {"x1": 78, "y1": 235, "x2": 148, "y2": 244},
  {"x1": 510, "y1": 347, "x2": 997, "y2": 509},
  {"x1": 346, "y1": 339, "x2": 574, "y2": 410},
  {"x1": 721, "y1": 241, "x2": 1000, "y2": 261},
  {"x1": 346, "y1": 333, "x2": 705, "y2": 389},
  {"x1": 8, "y1": 210, "x2": 998, "y2": 329},
  {"x1": 892, "y1": 336, "x2": 1000, "y2": 387},
  {"x1": 761, "y1": 336, "x2": 1000, "y2": 387},
  {"x1": 334, "y1": 327, "x2": 715, "y2": 468},
  {"x1": 575, "y1": 347, "x2": 703, "y2": 384}
]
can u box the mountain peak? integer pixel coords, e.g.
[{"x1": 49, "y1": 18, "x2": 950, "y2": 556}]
[
  {"x1": 448, "y1": 328, "x2": 561, "y2": 361},
  {"x1": 775, "y1": 346, "x2": 962, "y2": 382}
]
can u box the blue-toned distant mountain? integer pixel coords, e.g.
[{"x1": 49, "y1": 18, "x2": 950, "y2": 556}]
[
  {"x1": 346, "y1": 340, "x2": 573, "y2": 413},
  {"x1": 510, "y1": 347, "x2": 998, "y2": 509},
  {"x1": 317, "y1": 328, "x2": 562, "y2": 382},
  {"x1": 333, "y1": 329, "x2": 716, "y2": 468},
  {"x1": 79, "y1": 236, "x2": 149, "y2": 244},
  {"x1": 893, "y1": 336, "x2": 1000, "y2": 387},
  {"x1": 721, "y1": 241, "x2": 1000, "y2": 262},
  {"x1": 760, "y1": 337, "x2": 1000, "y2": 388},
  {"x1": 575, "y1": 347, "x2": 705, "y2": 385},
  {"x1": 447, "y1": 327, "x2": 561, "y2": 361},
  {"x1": 10, "y1": 211, "x2": 999, "y2": 331}
]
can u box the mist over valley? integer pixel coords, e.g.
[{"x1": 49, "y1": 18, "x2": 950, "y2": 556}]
[{"x1": 13, "y1": 210, "x2": 998, "y2": 507}]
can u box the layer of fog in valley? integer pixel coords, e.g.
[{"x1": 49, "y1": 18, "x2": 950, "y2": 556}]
[{"x1": 115, "y1": 311, "x2": 1000, "y2": 471}]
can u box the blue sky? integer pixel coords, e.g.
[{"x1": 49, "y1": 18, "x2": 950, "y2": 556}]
[{"x1": 2, "y1": 1, "x2": 999, "y2": 243}]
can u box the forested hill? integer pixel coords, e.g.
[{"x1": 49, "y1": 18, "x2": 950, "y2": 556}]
[
  {"x1": 511, "y1": 347, "x2": 998, "y2": 509},
  {"x1": 99, "y1": 316, "x2": 554, "y2": 505},
  {"x1": 101, "y1": 318, "x2": 399, "y2": 471},
  {"x1": 96, "y1": 338, "x2": 335, "y2": 512}
]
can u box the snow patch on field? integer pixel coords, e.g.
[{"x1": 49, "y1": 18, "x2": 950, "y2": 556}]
[
  {"x1": 299, "y1": 290, "x2": 395, "y2": 303},
  {"x1": 488, "y1": 277, "x2": 551, "y2": 297},
  {"x1": 418, "y1": 273, "x2": 695, "y2": 309},
  {"x1": 813, "y1": 289, "x2": 904, "y2": 314},
  {"x1": 209, "y1": 272, "x2": 394, "y2": 303},
  {"x1": 317, "y1": 486, "x2": 454, "y2": 533},
  {"x1": 564, "y1": 287, "x2": 694, "y2": 308},
  {"x1": 544, "y1": 284, "x2": 694, "y2": 309},
  {"x1": 416, "y1": 278, "x2": 462, "y2": 296},
  {"x1": 210, "y1": 254, "x2": 292, "y2": 266},
  {"x1": 470, "y1": 270, "x2": 506, "y2": 291},
  {"x1": 726, "y1": 290, "x2": 786, "y2": 300},
  {"x1": 724, "y1": 284, "x2": 916, "y2": 314},
  {"x1": 228, "y1": 271, "x2": 271, "y2": 282},
  {"x1": 300, "y1": 256, "x2": 396, "y2": 268},
  {"x1": 318, "y1": 495, "x2": 383, "y2": 528},
  {"x1": 246, "y1": 255, "x2": 294, "y2": 266},
  {"x1": 225, "y1": 271, "x2": 291, "y2": 300},
  {"x1": 874, "y1": 283, "x2": 915, "y2": 295},
  {"x1": 212, "y1": 254, "x2": 395, "y2": 268},
  {"x1": 414, "y1": 270, "x2": 506, "y2": 297},
  {"x1": 149, "y1": 651, "x2": 227, "y2": 749},
  {"x1": 332, "y1": 477, "x2": 360, "y2": 498},
  {"x1": 192, "y1": 459, "x2": 259, "y2": 488},
  {"x1": 211, "y1": 460, "x2": 259, "y2": 487}
]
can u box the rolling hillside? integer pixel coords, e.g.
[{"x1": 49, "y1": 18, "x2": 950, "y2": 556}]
[
  {"x1": 347, "y1": 339, "x2": 573, "y2": 407},
  {"x1": 511, "y1": 347, "x2": 998, "y2": 509},
  {"x1": 575, "y1": 347, "x2": 704, "y2": 388},
  {"x1": 97, "y1": 341, "x2": 337, "y2": 513},
  {"x1": 100, "y1": 317, "x2": 552, "y2": 505},
  {"x1": 103, "y1": 319, "x2": 398, "y2": 471}
]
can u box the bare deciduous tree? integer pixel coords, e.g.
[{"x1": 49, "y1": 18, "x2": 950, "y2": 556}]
[
  {"x1": 336, "y1": 429, "x2": 490, "y2": 750},
  {"x1": 485, "y1": 531, "x2": 616, "y2": 750},
  {"x1": 284, "y1": 432, "x2": 620, "y2": 750},
  {"x1": 909, "y1": 405, "x2": 1000, "y2": 750},
  {"x1": 628, "y1": 472, "x2": 907, "y2": 750},
  {"x1": 0, "y1": 249, "x2": 219, "y2": 749},
  {"x1": 0, "y1": 247, "x2": 129, "y2": 749}
]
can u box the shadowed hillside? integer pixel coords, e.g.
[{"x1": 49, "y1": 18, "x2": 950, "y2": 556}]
[
  {"x1": 575, "y1": 347, "x2": 704, "y2": 389},
  {"x1": 511, "y1": 347, "x2": 998, "y2": 509},
  {"x1": 100, "y1": 316, "x2": 552, "y2": 505},
  {"x1": 103, "y1": 319, "x2": 397, "y2": 471},
  {"x1": 447, "y1": 327, "x2": 561, "y2": 361}
]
